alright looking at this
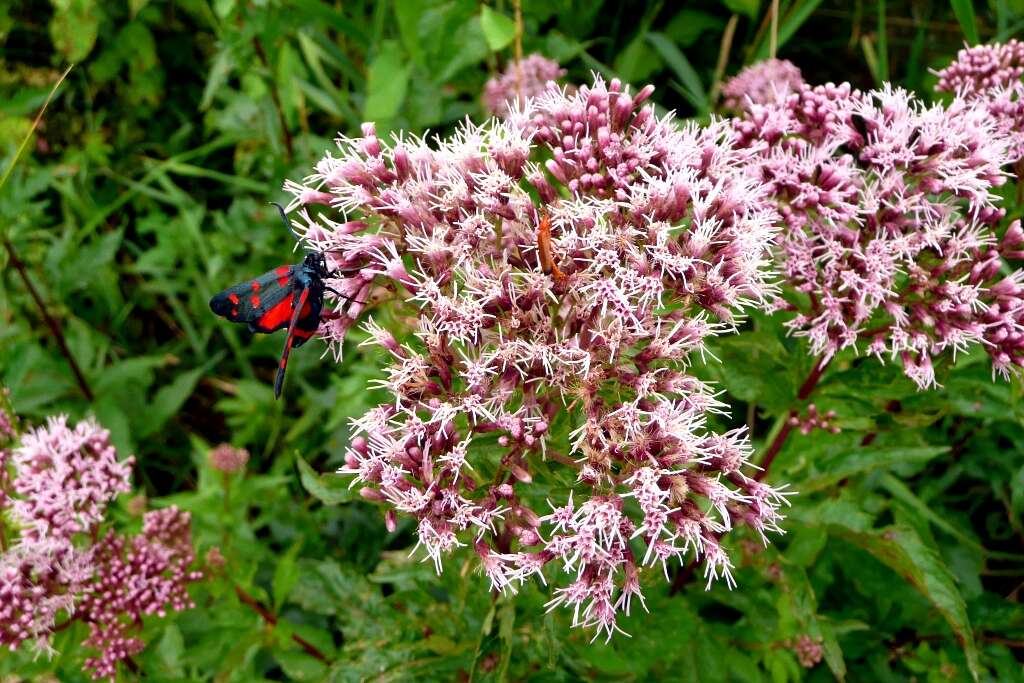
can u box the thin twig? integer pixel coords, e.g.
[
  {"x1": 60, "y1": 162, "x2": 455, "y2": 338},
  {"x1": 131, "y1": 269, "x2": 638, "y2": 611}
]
[
  {"x1": 234, "y1": 585, "x2": 330, "y2": 663},
  {"x1": 513, "y1": 0, "x2": 523, "y2": 102},
  {"x1": 4, "y1": 239, "x2": 94, "y2": 401},
  {"x1": 769, "y1": 0, "x2": 780, "y2": 59},
  {"x1": 709, "y1": 14, "x2": 740, "y2": 109}
]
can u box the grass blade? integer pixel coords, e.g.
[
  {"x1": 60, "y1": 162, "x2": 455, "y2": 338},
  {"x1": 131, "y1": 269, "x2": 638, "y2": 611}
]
[
  {"x1": 950, "y1": 0, "x2": 979, "y2": 44},
  {"x1": 0, "y1": 64, "x2": 73, "y2": 195}
]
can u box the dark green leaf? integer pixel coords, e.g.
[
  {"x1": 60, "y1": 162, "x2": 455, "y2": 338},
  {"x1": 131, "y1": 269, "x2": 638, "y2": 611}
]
[{"x1": 829, "y1": 524, "x2": 981, "y2": 680}]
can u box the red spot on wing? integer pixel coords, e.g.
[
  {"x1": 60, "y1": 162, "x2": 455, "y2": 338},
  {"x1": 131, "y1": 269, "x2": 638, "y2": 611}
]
[
  {"x1": 276, "y1": 266, "x2": 290, "y2": 275},
  {"x1": 228, "y1": 293, "x2": 240, "y2": 304},
  {"x1": 257, "y1": 296, "x2": 294, "y2": 330},
  {"x1": 231, "y1": 308, "x2": 239, "y2": 316},
  {"x1": 251, "y1": 295, "x2": 261, "y2": 307},
  {"x1": 251, "y1": 280, "x2": 261, "y2": 292},
  {"x1": 278, "y1": 276, "x2": 290, "y2": 287},
  {"x1": 300, "y1": 301, "x2": 312, "y2": 317}
]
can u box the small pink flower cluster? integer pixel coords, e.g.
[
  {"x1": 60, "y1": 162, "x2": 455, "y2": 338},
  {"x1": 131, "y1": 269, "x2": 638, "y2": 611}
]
[
  {"x1": 935, "y1": 39, "x2": 1024, "y2": 95},
  {"x1": 735, "y1": 77, "x2": 1020, "y2": 386},
  {"x1": 935, "y1": 40, "x2": 1024, "y2": 164},
  {"x1": 208, "y1": 443, "x2": 250, "y2": 473},
  {"x1": 285, "y1": 76, "x2": 789, "y2": 638},
  {"x1": 483, "y1": 53, "x2": 567, "y2": 117},
  {"x1": 721, "y1": 58, "x2": 806, "y2": 112},
  {"x1": 12, "y1": 415, "x2": 133, "y2": 541},
  {"x1": 787, "y1": 404, "x2": 839, "y2": 435},
  {"x1": 0, "y1": 413, "x2": 200, "y2": 680},
  {"x1": 793, "y1": 634, "x2": 824, "y2": 668},
  {"x1": 79, "y1": 507, "x2": 201, "y2": 680}
]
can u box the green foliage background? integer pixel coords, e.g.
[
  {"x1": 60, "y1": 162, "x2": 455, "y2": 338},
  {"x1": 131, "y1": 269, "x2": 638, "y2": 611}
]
[{"x1": 2, "y1": 0, "x2": 1024, "y2": 681}]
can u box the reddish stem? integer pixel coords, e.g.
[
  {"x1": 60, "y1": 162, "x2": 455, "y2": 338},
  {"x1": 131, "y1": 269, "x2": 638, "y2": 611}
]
[
  {"x1": 234, "y1": 585, "x2": 330, "y2": 663},
  {"x1": 756, "y1": 355, "x2": 831, "y2": 481},
  {"x1": 4, "y1": 239, "x2": 94, "y2": 402}
]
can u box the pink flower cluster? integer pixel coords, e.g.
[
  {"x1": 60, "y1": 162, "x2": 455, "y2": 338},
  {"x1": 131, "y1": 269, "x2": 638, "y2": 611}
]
[
  {"x1": 12, "y1": 415, "x2": 133, "y2": 541},
  {"x1": 0, "y1": 413, "x2": 200, "y2": 680},
  {"x1": 787, "y1": 404, "x2": 839, "y2": 435},
  {"x1": 722, "y1": 58, "x2": 806, "y2": 112},
  {"x1": 734, "y1": 79, "x2": 1020, "y2": 386},
  {"x1": 483, "y1": 53, "x2": 566, "y2": 117},
  {"x1": 793, "y1": 634, "x2": 824, "y2": 668},
  {"x1": 79, "y1": 507, "x2": 201, "y2": 680},
  {"x1": 208, "y1": 443, "x2": 250, "y2": 473},
  {"x1": 934, "y1": 40, "x2": 1024, "y2": 163},
  {"x1": 284, "y1": 76, "x2": 790, "y2": 638}
]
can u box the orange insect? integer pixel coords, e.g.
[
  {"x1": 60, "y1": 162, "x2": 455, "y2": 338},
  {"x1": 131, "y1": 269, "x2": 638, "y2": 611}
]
[{"x1": 536, "y1": 210, "x2": 566, "y2": 285}]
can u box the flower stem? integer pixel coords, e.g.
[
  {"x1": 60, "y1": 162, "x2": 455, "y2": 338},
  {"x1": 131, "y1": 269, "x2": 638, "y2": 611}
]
[
  {"x1": 4, "y1": 239, "x2": 95, "y2": 402},
  {"x1": 756, "y1": 355, "x2": 830, "y2": 481},
  {"x1": 710, "y1": 15, "x2": 740, "y2": 109}
]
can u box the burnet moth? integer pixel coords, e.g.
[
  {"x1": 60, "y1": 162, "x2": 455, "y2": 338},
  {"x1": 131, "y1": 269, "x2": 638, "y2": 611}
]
[{"x1": 209, "y1": 204, "x2": 356, "y2": 398}]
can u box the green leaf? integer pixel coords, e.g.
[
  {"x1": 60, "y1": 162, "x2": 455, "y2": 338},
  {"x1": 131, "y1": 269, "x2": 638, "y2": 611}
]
[
  {"x1": 754, "y1": 0, "x2": 825, "y2": 60},
  {"x1": 49, "y1": 0, "x2": 101, "y2": 61},
  {"x1": 154, "y1": 623, "x2": 185, "y2": 675},
  {"x1": 779, "y1": 564, "x2": 846, "y2": 681},
  {"x1": 645, "y1": 32, "x2": 707, "y2": 113},
  {"x1": 363, "y1": 40, "x2": 411, "y2": 121},
  {"x1": 616, "y1": 39, "x2": 660, "y2": 84},
  {"x1": 878, "y1": 473, "x2": 985, "y2": 555},
  {"x1": 480, "y1": 6, "x2": 516, "y2": 51},
  {"x1": 394, "y1": 0, "x2": 427, "y2": 63},
  {"x1": 799, "y1": 445, "x2": 947, "y2": 492},
  {"x1": 722, "y1": 0, "x2": 761, "y2": 19},
  {"x1": 273, "y1": 649, "x2": 328, "y2": 681},
  {"x1": 950, "y1": 0, "x2": 979, "y2": 44},
  {"x1": 497, "y1": 599, "x2": 515, "y2": 680},
  {"x1": 664, "y1": 9, "x2": 724, "y2": 47},
  {"x1": 296, "y1": 455, "x2": 357, "y2": 506},
  {"x1": 829, "y1": 524, "x2": 981, "y2": 680},
  {"x1": 273, "y1": 541, "x2": 303, "y2": 610}
]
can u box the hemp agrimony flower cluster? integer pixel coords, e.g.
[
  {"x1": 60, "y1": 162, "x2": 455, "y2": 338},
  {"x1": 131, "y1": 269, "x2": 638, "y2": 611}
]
[
  {"x1": 284, "y1": 75, "x2": 789, "y2": 638},
  {"x1": 0, "y1": 409, "x2": 200, "y2": 680},
  {"x1": 727, "y1": 64, "x2": 1021, "y2": 385}
]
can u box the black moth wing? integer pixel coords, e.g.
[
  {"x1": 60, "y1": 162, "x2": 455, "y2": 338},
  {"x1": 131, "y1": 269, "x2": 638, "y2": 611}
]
[{"x1": 209, "y1": 264, "x2": 301, "y2": 332}]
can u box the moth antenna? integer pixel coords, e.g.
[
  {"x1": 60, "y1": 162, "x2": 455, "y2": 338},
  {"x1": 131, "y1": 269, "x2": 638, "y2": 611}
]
[{"x1": 270, "y1": 201, "x2": 304, "y2": 240}]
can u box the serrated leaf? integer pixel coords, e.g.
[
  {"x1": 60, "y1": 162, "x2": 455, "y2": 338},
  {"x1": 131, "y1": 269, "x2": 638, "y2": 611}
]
[
  {"x1": 296, "y1": 455, "x2": 357, "y2": 506},
  {"x1": 829, "y1": 524, "x2": 980, "y2": 680},
  {"x1": 480, "y1": 6, "x2": 516, "y2": 51}
]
